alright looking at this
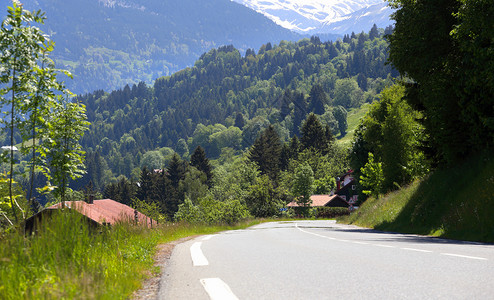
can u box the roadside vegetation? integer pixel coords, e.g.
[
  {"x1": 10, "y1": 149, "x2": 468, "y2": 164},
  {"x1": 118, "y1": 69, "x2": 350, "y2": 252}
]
[
  {"x1": 0, "y1": 211, "x2": 260, "y2": 299},
  {"x1": 341, "y1": 152, "x2": 494, "y2": 243}
]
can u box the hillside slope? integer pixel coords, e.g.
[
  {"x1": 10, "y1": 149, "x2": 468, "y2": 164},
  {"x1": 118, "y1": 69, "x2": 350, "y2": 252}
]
[
  {"x1": 66, "y1": 31, "x2": 397, "y2": 189},
  {"x1": 342, "y1": 153, "x2": 494, "y2": 243}
]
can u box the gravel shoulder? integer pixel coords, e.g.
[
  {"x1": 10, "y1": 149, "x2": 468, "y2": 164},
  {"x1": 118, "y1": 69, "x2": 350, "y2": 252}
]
[{"x1": 132, "y1": 236, "x2": 197, "y2": 300}]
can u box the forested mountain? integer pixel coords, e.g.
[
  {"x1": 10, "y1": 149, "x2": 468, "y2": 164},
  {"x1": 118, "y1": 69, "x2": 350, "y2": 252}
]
[
  {"x1": 2, "y1": 0, "x2": 301, "y2": 94},
  {"x1": 74, "y1": 27, "x2": 397, "y2": 190}
]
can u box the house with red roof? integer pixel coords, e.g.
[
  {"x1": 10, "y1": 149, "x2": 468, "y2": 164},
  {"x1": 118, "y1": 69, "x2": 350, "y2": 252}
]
[
  {"x1": 24, "y1": 198, "x2": 156, "y2": 234},
  {"x1": 287, "y1": 194, "x2": 350, "y2": 208}
]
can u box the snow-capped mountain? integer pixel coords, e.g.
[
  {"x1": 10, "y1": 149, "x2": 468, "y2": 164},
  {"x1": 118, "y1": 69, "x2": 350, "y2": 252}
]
[
  {"x1": 231, "y1": 0, "x2": 394, "y2": 34},
  {"x1": 320, "y1": 2, "x2": 395, "y2": 34}
]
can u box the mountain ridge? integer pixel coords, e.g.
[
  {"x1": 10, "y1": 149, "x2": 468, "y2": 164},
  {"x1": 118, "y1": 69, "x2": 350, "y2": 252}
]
[
  {"x1": 231, "y1": 0, "x2": 394, "y2": 34},
  {"x1": 1, "y1": 0, "x2": 301, "y2": 94}
]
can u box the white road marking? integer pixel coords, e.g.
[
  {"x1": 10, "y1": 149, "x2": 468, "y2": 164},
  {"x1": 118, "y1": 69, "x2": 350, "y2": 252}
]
[
  {"x1": 374, "y1": 244, "x2": 395, "y2": 248},
  {"x1": 295, "y1": 224, "x2": 489, "y2": 261},
  {"x1": 202, "y1": 235, "x2": 216, "y2": 241},
  {"x1": 440, "y1": 253, "x2": 487, "y2": 260},
  {"x1": 201, "y1": 278, "x2": 239, "y2": 300},
  {"x1": 401, "y1": 247, "x2": 433, "y2": 253},
  {"x1": 296, "y1": 224, "x2": 327, "y2": 238},
  {"x1": 191, "y1": 242, "x2": 209, "y2": 266},
  {"x1": 352, "y1": 241, "x2": 370, "y2": 245}
]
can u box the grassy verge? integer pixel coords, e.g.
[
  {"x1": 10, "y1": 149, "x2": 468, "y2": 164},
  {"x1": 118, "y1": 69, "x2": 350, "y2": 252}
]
[
  {"x1": 0, "y1": 212, "x2": 259, "y2": 299},
  {"x1": 340, "y1": 153, "x2": 494, "y2": 243}
]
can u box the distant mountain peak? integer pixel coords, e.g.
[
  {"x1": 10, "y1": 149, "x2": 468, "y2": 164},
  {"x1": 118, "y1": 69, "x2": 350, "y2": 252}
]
[
  {"x1": 231, "y1": 0, "x2": 394, "y2": 34},
  {"x1": 97, "y1": 0, "x2": 145, "y2": 10}
]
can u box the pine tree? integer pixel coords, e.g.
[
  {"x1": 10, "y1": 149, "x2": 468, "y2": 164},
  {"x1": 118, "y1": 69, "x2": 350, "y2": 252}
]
[
  {"x1": 167, "y1": 153, "x2": 186, "y2": 189},
  {"x1": 234, "y1": 112, "x2": 245, "y2": 129},
  {"x1": 248, "y1": 125, "x2": 282, "y2": 180},
  {"x1": 164, "y1": 154, "x2": 187, "y2": 218},
  {"x1": 279, "y1": 90, "x2": 292, "y2": 121},
  {"x1": 293, "y1": 91, "x2": 307, "y2": 136},
  {"x1": 369, "y1": 24, "x2": 379, "y2": 40},
  {"x1": 279, "y1": 143, "x2": 291, "y2": 171},
  {"x1": 137, "y1": 166, "x2": 156, "y2": 202},
  {"x1": 308, "y1": 84, "x2": 328, "y2": 115},
  {"x1": 190, "y1": 146, "x2": 213, "y2": 187},
  {"x1": 300, "y1": 114, "x2": 330, "y2": 153},
  {"x1": 325, "y1": 124, "x2": 335, "y2": 144},
  {"x1": 289, "y1": 135, "x2": 301, "y2": 160}
]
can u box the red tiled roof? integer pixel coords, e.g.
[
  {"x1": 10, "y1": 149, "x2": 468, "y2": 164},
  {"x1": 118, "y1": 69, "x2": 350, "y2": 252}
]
[
  {"x1": 287, "y1": 194, "x2": 348, "y2": 207},
  {"x1": 48, "y1": 199, "x2": 155, "y2": 226}
]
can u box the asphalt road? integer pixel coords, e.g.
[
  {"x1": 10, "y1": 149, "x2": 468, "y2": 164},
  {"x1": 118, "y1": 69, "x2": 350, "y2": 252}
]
[{"x1": 159, "y1": 220, "x2": 494, "y2": 299}]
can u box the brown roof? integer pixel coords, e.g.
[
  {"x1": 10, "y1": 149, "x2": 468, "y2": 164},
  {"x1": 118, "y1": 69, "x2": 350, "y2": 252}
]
[
  {"x1": 287, "y1": 194, "x2": 349, "y2": 208},
  {"x1": 47, "y1": 199, "x2": 155, "y2": 226}
]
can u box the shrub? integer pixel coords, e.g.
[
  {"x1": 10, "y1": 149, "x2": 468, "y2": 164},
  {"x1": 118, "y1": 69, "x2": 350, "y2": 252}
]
[
  {"x1": 174, "y1": 195, "x2": 250, "y2": 225},
  {"x1": 314, "y1": 207, "x2": 350, "y2": 218}
]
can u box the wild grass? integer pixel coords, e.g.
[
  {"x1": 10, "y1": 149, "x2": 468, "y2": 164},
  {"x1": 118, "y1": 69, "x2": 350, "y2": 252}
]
[
  {"x1": 0, "y1": 211, "x2": 258, "y2": 299},
  {"x1": 340, "y1": 152, "x2": 494, "y2": 243},
  {"x1": 337, "y1": 103, "x2": 370, "y2": 146}
]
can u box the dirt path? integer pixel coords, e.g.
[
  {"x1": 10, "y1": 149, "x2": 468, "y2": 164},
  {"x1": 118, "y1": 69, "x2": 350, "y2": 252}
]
[{"x1": 132, "y1": 236, "x2": 197, "y2": 300}]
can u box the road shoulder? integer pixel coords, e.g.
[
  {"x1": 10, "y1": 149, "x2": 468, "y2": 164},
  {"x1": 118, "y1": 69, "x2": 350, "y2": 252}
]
[{"x1": 132, "y1": 236, "x2": 198, "y2": 300}]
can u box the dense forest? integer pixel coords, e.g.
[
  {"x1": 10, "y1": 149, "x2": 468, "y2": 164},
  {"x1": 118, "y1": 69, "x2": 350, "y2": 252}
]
[{"x1": 73, "y1": 25, "x2": 396, "y2": 192}]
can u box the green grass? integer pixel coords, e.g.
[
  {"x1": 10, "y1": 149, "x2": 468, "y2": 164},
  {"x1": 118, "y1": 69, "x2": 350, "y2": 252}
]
[
  {"x1": 337, "y1": 103, "x2": 371, "y2": 146},
  {"x1": 340, "y1": 152, "x2": 494, "y2": 242},
  {"x1": 0, "y1": 212, "x2": 259, "y2": 299}
]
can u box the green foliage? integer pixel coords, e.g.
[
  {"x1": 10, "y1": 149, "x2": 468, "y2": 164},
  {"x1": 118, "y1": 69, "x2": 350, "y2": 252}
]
[
  {"x1": 190, "y1": 146, "x2": 213, "y2": 187},
  {"x1": 72, "y1": 32, "x2": 395, "y2": 188},
  {"x1": 333, "y1": 78, "x2": 363, "y2": 108},
  {"x1": 179, "y1": 166, "x2": 209, "y2": 204},
  {"x1": 210, "y1": 155, "x2": 260, "y2": 203},
  {"x1": 43, "y1": 99, "x2": 89, "y2": 202},
  {"x1": 0, "y1": 173, "x2": 27, "y2": 227},
  {"x1": 313, "y1": 176, "x2": 336, "y2": 195},
  {"x1": 452, "y1": 0, "x2": 494, "y2": 149},
  {"x1": 174, "y1": 195, "x2": 250, "y2": 225},
  {"x1": 314, "y1": 207, "x2": 350, "y2": 219},
  {"x1": 351, "y1": 84, "x2": 429, "y2": 193},
  {"x1": 245, "y1": 175, "x2": 284, "y2": 218},
  {"x1": 248, "y1": 125, "x2": 282, "y2": 181},
  {"x1": 292, "y1": 163, "x2": 314, "y2": 207},
  {"x1": 131, "y1": 198, "x2": 166, "y2": 224},
  {"x1": 388, "y1": 0, "x2": 494, "y2": 164},
  {"x1": 0, "y1": 2, "x2": 89, "y2": 218},
  {"x1": 0, "y1": 209, "x2": 256, "y2": 298},
  {"x1": 0, "y1": 1, "x2": 46, "y2": 222},
  {"x1": 140, "y1": 151, "x2": 165, "y2": 170},
  {"x1": 332, "y1": 106, "x2": 348, "y2": 136},
  {"x1": 359, "y1": 152, "x2": 384, "y2": 198},
  {"x1": 343, "y1": 152, "x2": 494, "y2": 243},
  {"x1": 174, "y1": 197, "x2": 203, "y2": 223},
  {"x1": 300, "y1": 113, "x2": 333, "y2": 154}
]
